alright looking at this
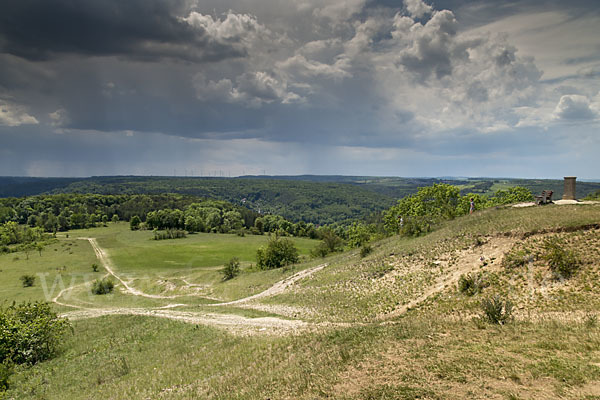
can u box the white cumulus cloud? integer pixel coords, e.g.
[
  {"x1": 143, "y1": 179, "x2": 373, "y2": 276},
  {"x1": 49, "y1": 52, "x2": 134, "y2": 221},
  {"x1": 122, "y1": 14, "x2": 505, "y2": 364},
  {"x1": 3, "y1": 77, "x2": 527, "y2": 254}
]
[
  {"x1": 553, "y1": 95, "x2": 598, "y2": 121},
  {"x1": 403, "y1": 0, "x2": 433, "y2": 19},
  {"x1": 0, "y1": 100, "x2": 39, "y2": 127},
  {"x1": 194, "y1": 71, "x2": 303, "y2": 107}
]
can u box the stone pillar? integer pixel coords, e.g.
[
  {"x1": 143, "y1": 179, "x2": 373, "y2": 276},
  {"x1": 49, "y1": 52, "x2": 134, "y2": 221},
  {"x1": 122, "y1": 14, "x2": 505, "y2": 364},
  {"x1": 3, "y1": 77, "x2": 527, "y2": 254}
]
[{"x1": 563, "y1": 176, "x2": 577, "y2": 200}]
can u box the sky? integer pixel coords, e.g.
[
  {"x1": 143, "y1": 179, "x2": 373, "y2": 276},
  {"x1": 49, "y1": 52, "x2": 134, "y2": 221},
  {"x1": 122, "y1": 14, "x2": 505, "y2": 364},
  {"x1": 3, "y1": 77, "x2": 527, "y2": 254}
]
[{"x1": 0, "y1": 0, "x2": 599, "y2": 178}]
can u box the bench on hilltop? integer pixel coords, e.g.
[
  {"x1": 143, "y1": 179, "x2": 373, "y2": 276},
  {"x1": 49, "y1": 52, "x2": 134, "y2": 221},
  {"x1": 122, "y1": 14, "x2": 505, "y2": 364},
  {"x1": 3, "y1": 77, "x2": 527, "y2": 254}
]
[{"x1": 535, "y1": 190, "x2": 553, "y2": 205}]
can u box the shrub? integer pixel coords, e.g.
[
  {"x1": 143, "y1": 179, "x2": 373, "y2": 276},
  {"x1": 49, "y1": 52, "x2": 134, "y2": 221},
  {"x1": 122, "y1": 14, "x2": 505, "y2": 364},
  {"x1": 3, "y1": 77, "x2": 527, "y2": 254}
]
[
  {"x1": 474, "y1": 236, "x2": 486, "y2": 247},
  {"x1": 541, "y1": 237, "x2": 579, "y2": 279},
  {"x1": 458, "y1": 273, "x2": 488, "y2": 296},
  {"x1": 153, "y1": 229, "x2": 186, "y2": 240},
  {"x1": 91, "y1": 278, "x2": 114, "y2": 295},
  {"x1": 0, "y1": 360, "x2": 12, "y2": 392},
  {"x1": 360, "y1": 244, "x2": 373, "y2": 258},
  {"x1": 502, "y1": 248, "x2": 533, "y2": 269},
  {"x1": 19, "y1": 274, "x2": 35, "y2": 287},
  {"x1": 481, "y1": 295, "x2": 513, "y2": 324},
  {"x1": 312, "y1": 229, "x2": 344, "y2": 258},
  {"x1": 320, "y1": 229, "x2": 344, "y2": 252},
  {"x1": 130, "y1": 215, "x2": 141, "y2": 230},
  {"x1": 584, "y1": 313, "x2": 598, "y2": 329},
  {"x1": 256, "y1": 237, "x2": 299, "y2": 270},
  {"x1": 584, "y1": 189, "x2": 600, "y2": 200},
  {"x1": 221, "y1": 257, "x2": 241, "y2": 281},
  {"x1": 0, "y1": 302, "x2": 71, "y2": 366},
  {"x1": 91, "y1": 263, "x2": 99, "y2": 272},
  {"x1": 249, "y1": 227, "x2": 262, "y2": 235},
  {"x1": 311, "y1": 243, "x2": 330, "y2": 258},
  {"x1": 400, "y1": 216, "x2": 434, "y2": 237}
]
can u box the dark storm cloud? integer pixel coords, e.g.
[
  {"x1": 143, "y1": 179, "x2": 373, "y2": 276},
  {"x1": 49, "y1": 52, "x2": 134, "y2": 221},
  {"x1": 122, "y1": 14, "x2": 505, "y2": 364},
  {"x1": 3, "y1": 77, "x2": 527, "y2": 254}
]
[
  {"x1": 0, "y1": 0, "x2": 599, "y2": 178},
  {"x1": 0, "y1": 0, "x2": 244, "y2": 62}
]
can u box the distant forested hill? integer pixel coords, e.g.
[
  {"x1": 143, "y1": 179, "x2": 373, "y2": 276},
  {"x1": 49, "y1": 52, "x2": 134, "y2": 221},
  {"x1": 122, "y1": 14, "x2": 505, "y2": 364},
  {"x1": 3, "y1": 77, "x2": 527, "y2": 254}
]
[
  {"x1": 45, "y1": 176, "x2": 395, "y2": 225},
  {"x1": 240, "y1": 175, "x2": 600, "y2": 200},
  {"x1": 0, "y1": 177, "x2": 80, "y2": 197},
  {"x1": 2, "y1": 175, "x2": 599, "y2": 225}
]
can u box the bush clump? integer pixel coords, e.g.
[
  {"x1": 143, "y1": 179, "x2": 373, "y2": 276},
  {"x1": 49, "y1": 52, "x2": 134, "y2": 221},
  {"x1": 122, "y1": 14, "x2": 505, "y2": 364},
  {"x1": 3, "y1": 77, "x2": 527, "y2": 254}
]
[
  {"x1": 480, "y1": 295, "x2": 513, "y2": 324},
  {"x1": 221, "y1": 257, "x2": 241, "y2": 281},
  {"x1": 19, "y1": 274, "x2": 35, "y2": 287},
  {"x1": 0, "y1": 302, "x2": 71, "y2": 366},
  {"x1": 0, "y1": 302, "x2": 71, "y2": 392},
  {"x1": 91, "y1": 278, "x2": 114, "y2": 295},
  {"x1": 256, "y1": 237, "x2": 299, "y2": 270},
  {"x1": 153, "y1": 229, "x2": 186, "y2": 240},
  {"x1": 502, "y1": 248, "x2": 533, "y2": 269},
  {"x1": 311, "y1": 229, "x2": 344, "y2": 258},
  {"x1": 458, "y1": 273, "x2": 488, "y2": 296},
  {"x1": 360, "y1": 244, "x2": 373, "y2": 258},
  {"x1": 541, "y1": 237, "x2": 579, "y2": 279},
  {"x1": 0, "y1": 361, "x2": 12, "y2": 392},
  {"x1": 130, "y1": 215, "x2": 141, "y2": 230},
  {"x1": 401, "y1": 216, "x2": 434, "y2": 237}
]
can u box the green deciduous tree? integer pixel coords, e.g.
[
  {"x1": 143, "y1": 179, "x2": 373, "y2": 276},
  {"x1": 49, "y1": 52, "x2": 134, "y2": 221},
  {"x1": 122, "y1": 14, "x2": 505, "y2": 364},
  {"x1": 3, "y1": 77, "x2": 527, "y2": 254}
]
[
  {"x1": 130, "y1": 215, "x2": 141, "y2": 230},
  {"x1": 384, "y1": 183, "x2": 460, "y2": 234},
  {"x1": 489, "y1": 186, "x2": 533, "y2": 205},
  {"x1": 256, "y1": 237, "x2": 299, "y2": 270},
  {"x1": 346, "y1": 222, "x2": 375, "y2": 248}
]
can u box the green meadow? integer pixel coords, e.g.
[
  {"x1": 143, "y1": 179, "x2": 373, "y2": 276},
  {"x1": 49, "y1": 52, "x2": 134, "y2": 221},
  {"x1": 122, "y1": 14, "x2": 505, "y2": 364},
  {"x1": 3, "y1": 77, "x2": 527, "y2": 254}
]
[
  {"x1": 2, "y1": 223, "x2": 320, "y2": 309},
  {"x1": 0, "y1": 236, "x2": 100, "y2": 311}
]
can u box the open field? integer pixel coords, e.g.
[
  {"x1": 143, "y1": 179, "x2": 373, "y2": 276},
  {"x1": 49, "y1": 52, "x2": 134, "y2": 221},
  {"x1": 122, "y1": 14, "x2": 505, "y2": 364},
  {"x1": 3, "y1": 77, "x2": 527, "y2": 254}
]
[
  {"x1": 0, "y1": 235, "x2": 100, "y2": 312},
  {"x1": 2, "y1": 223, "x2": 319, "y2": 311},
  {"x1": 2, "y1": 203, "x2": 600, "y2": 398}
]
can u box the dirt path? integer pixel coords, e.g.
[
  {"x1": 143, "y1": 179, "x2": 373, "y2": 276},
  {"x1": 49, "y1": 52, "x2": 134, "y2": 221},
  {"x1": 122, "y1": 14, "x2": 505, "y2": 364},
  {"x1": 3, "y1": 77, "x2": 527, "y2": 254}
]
[
  {"x1": 208, "y1": 263, "x2": 328, "y2": 306},
  {"x1": 61, "y1": 306, "x2": 307, "y2": 335},
  {"x1": 83, "y1": 237, "x2": 180, "y2": 299},
  {"x1": 56, "y1": 239, "x2": 327, "y2": 334},
  {"x1": 62, "y1": 235, "x2": 515, "y2": 333},
  {"x1": 52, "y1": 273, "x2": 109, "y2": 309},
  {"x1": 381, "y1": 236, "x2": 516, "y2": 320}
]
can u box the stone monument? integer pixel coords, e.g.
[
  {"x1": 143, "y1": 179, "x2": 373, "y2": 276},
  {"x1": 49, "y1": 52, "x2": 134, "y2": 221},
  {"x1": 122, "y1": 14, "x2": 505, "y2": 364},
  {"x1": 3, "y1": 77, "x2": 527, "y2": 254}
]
[{"x1": 562, "y1": 176, "x2": 577, "y2": 200}]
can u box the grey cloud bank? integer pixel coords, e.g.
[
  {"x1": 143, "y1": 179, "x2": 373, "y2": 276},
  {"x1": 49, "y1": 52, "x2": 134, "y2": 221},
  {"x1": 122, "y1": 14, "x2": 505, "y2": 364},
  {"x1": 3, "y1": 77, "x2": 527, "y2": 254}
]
[{"x1": 0, "y1": 0, "x2": 599, "y2": 178}]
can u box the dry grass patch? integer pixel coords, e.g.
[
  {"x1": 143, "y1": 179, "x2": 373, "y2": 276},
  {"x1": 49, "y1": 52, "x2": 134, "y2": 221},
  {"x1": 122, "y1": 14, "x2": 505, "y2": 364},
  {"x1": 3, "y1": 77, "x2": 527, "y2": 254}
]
[{"x1": 334, "y1": 318, "x2": 600, "y2": 399}]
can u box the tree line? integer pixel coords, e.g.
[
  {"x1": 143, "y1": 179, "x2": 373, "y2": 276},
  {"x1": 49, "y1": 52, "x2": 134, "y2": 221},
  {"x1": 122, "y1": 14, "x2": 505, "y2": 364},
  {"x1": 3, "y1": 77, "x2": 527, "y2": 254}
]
[
  {"x1": 0, "y1": 194, "x2": 258, "y2": 233},
  {"x1": 0, "y1": 193, "x2": 326, "y2": 246},
  {"x1": 383, "y1": 184, "x2": 534, "y2": 235},
  {"x1": 0, "y1": 184, "x2": 536, "y2": 254},
  {"x1": 45, "y1": 176, "x2": 395, "y2": 226}
]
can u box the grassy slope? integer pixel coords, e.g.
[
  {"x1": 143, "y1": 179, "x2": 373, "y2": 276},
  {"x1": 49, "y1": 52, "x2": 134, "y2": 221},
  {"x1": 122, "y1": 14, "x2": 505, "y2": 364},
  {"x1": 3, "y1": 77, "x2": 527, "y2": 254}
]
[
  {"x1": 4, "y1": 204, "x2": 600, "y2": 399},
  {"x1": 0, "y1": 236, "x2": 100, "y2": 312}
]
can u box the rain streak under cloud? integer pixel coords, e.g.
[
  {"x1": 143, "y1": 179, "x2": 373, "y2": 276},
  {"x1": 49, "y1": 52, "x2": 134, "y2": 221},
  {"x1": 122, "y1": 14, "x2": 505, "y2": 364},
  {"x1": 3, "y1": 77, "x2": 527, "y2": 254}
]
[{"x1": 0, "y1": 0, "x2": 599, "y2": 178}]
